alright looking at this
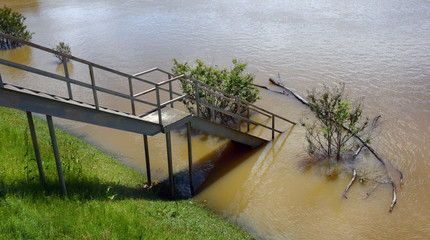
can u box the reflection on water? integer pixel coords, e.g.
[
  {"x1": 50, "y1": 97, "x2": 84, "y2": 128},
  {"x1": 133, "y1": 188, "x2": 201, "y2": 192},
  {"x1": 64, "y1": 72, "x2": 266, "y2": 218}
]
[
  {"x1": 55, "y1": 61, "x2": 74, "y2": 76},
  {"x1": 1, "y1": 0, "x2": 430, "y2": 239},
  {"x1": 1, "y1": 0, "x2": 40, "y2": 12},
  {"x1": 0, "y1": 46, "x2": 32, "y2": 80}
]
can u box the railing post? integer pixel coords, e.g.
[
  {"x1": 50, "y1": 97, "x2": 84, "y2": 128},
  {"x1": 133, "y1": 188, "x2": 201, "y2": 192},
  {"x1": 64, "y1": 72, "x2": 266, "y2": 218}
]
[
  {"x1": 128, "y1": 77, "x2": 136, "y2": 115},
  {"x1": 88, "y1": 64, "x2": 99, "y2": 110},
  {"x1": 211, "y1": 92, "x2": 215, "y2": 122},
  {"x1": 26, "y1": 111, "x2": 46, "y2": 186},
  {"x1": 143, "y1": 135, "x2": 151, "y2": 184},
  {"x1": 46, "y1": 115, "x2": 67, "y2": 196},
  {"x1": 195, "y1": 80, "x2": 200, "y2": 117},
  {"x1": 272, "y1": 114, "x2": 275, "y2": 140},
  {"x1": 0, "y1": 73, "x2": 3, "y2": 88},
  {"x1": 247, "y1": 108, "x2": 250, "y2": 132},
  {"x1": 156, "y1": 85, "x2": 162, "y2": 125},
  {"x1": 210, "y1": 106, "x2": 215, "y2": 123},
  {"x1": 187, "y1": 122, "x2": 194, "y2": 196},
  {"x1": 168, "y1": 74, "x2": 173, "y2": 108},
  {"x1": 237, "y1": 99, "x2": 241, "y2": 132},
  {"x1": 62, "y1": 57, "x2": 73, "y2": 100}
]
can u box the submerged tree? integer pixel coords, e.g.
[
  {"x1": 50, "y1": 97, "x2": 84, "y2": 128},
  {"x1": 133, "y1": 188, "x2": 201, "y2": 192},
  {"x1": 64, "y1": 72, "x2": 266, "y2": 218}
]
[
  {"x1": 303, "y1": 83, "x2": 369, "y2": 164},
  {"x1": 0, "y1": 6, "x2": 33, "y2": 49},
  {"x1": 53, "y1": 41, "x2": 72, "y2": 62},
  {"x1": 172, "y1": 59, "x2": 260, "y2": 125},
  {"x1": 269, "y1": 76, "x2": 403, "y2": 212},
  {"x1": 301, "y1": 82, "x2": 403, "y2": 212}
]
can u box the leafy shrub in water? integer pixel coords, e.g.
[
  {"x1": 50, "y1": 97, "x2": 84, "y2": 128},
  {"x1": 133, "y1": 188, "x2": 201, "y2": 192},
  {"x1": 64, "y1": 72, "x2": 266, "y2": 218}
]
[
  {"x1": 172, "y1": 59, "x2": 260, "y2": 125},
  {"x1": 0, "y1": 6, "x2": 33, "y2": 49},
  {"x1": 303, "y1": 83, "x2": 369, "y2": 164},
  {"x1": 53, "y1": 41, "x2": 72, "y2": 62}
]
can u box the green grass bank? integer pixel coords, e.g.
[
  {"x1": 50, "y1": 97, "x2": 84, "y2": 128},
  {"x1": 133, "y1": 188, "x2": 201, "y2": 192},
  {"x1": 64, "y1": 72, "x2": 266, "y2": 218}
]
[{"x1": 0, "y1": 106, "x2": 252, "y2": 239}]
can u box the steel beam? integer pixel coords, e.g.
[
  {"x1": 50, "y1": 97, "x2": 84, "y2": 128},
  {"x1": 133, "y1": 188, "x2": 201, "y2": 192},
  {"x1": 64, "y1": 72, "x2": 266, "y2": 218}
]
[
  {"x1": 190, "y1": 117, "x2": 267, "y2": 148},
  {"x1": 165, "y1": 131, "x2": 174, "y2": 197},
  {"x1": 26, "y1": 111, "x2": 46, "y2": 185},
  {"x1": 187, "y1": 122, "x2": 194, "y2": 196},
  {"x1": 46, "y1": 115, "x2": 67, "y2": 196},
  {"x1": 88, "y1": 64, "x2": 99, "y2": 110},
  {"x1": 0, "y1": 88, "x2": 162, "y2": 136},
  {"x1": 62, "y1": 58, "x2": 72, "y2": 100},
  {"x1": 143, "y1": 135, "x2": 151, "y2": 184}
]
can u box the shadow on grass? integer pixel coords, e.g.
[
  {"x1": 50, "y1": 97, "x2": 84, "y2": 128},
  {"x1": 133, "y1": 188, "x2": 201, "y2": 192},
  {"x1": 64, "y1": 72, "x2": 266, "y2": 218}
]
[
  {"x1": 0, "y1": 177, "x2": 188, "y2": 202},
  {"x1": 1, "y1": 141, "x2": 261, "y2": 202}
]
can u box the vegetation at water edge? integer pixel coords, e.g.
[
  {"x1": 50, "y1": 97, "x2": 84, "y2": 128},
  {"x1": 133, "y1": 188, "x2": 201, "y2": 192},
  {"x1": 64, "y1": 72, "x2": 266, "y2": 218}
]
[
  {"x1": 53, "y1": 41, "x2": 72, "y2": 62},
  {"x1": 0, "y1": 6, "x2": 33, "y2": 49},
  {"x1": 0, "y1": 106, "x2": 253, "y2": 239},
  {"x1": 302, "y1": 83, "x2": 369, "y2": 166},
  {"x1": 172, "y1": 59, "x2": 260, "y2": 126}
]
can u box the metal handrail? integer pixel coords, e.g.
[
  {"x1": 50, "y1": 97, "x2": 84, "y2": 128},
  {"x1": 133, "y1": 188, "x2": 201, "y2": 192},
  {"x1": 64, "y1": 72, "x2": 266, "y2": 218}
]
[
  {"x1": 133, "y1": 75, "x2": 184, "y2": 98},
  {"x1": 0, "y1": 58, "x2": 157, "y2": 108},
  {"x1": 0, "y1": 33, "x2": 156, "y2": 86},
  {"x1": 133, "y1": 67, "x2": 171, "y2": 77},
  {"x1": 182, "y1": 77, "x2": 294, "y2": 124},
  {"x1": 134, "y1": 68, "x2": 297, "y2": 138},
  {"x1": 196, "y1": 99, "x2": 282, "y2": 134},
  {"x1": 181, "y1": 79, "x2": 273, "y2": 118},
  {"x1": 0, "y1": 33, "x2": 295, "y2": 138},
  {"x1": 0, "y1": 33, "x2": 179, "y2": 125}
]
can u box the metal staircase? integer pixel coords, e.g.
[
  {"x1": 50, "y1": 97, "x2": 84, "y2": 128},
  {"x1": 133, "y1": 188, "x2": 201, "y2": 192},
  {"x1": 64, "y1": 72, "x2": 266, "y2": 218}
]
[{"x1": 0, "y1": 33, "x2": 295, "y2": 196}]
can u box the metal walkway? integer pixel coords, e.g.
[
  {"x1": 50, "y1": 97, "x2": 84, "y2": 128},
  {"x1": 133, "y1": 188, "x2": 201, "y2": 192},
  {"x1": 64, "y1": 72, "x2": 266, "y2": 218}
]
[{"x1": 0, "y1": 33, "x2": 295, "y2": 197}]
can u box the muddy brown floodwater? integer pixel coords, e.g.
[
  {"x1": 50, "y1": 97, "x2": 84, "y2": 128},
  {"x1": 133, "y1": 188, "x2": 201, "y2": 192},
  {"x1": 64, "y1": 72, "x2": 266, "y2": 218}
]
[{"x1": 1, "y1": 0, "x2": 430, "y2": 239}]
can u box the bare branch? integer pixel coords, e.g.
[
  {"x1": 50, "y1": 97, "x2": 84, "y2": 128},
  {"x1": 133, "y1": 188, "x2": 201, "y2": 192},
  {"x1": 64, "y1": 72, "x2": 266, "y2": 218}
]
[{"x1": 342, "y1": 169, "x2": 357, "y2": 199}]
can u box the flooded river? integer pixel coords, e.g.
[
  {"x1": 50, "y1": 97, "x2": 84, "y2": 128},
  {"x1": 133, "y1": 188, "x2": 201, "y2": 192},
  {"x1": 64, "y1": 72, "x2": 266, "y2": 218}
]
[{"x1": 1, "y1": 0, "x2": 430, "y2": 239}]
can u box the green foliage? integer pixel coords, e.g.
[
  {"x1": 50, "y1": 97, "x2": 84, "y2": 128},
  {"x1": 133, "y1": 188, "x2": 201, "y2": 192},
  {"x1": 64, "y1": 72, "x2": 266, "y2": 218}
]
[
  {"x1": 172, "y1": 59, "x2": 260, "y2": 125},
  {"x1": 0, "y1": 6, "x2": 33, "y2": 49},
  {"x1": 304, "y1": 83, "x2": 369, "y2": 162},
  {"x1": 0, "y1": 107, "x2": 252, "y2": 239},
  {"x1": 53, "y1": 41, "x2": 71, "y2": 62}
]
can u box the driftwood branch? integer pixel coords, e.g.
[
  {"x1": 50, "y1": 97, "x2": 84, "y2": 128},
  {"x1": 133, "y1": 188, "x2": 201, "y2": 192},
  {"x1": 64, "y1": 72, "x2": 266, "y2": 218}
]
[
  {"x1": 342, "y1": 169, "x2": 357, "y2": 199},
  {"x1": 371, "y1": 115, "x2": 381, "y2": 132},
  {"x1": 364, "y1": 183, "x2": 379, "y2": 199},
  {"x1": 352, "y1": 145, "x2": 364, "y2": 161},
  {"x1": 269, "y1": 78, "x2": 308, "y2": 105},
  {"x1": 350, "y1": 134, "x2": 404, "y2": 186},
  {"x1": 253, "y1": 83, "x2": 286, "y2": 95},
  {"x1": 267, "y1": 76, "x2": 403, "y2": 212},
  {"x1": 389, "y1": 181, "x2": 397, "y2": 213}
]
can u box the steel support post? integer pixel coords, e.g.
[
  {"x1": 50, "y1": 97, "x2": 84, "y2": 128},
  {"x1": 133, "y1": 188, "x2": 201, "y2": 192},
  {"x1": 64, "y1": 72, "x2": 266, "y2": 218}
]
[
  {"x1": 143, "y1": 135, "x2": 151, "y2": 184},
  {"x1": 211, "y1": 93, "x2": 215, "y2": 123},
  {"x1": 128, "y1": 77, "x2": 136, "y2": 115},
  {"x1": 26, "y1": 111, "x2": 46, "y2": 185},
  {"x1": 62, "y1": 58, "x2": 73, "y2": 100},
  {"x1": 247, "y1": 108, "x2": 250, "y2": 132},
  {"x1": 168, "y1": 74, "x2": 174, "y2": 108},
  {"x1": 89, "y1": 64, "x2": 99, "y2": 110},
  {"x1": 46, "y1": 115, "x2": 67, "y2": 196},
  {"x1": 156, "y1": 85, "x2": 162, "y2": 125},
  {"x1": 186, "y1": 122, "x2": 194, "y2": 196},
  {"x1": 195, "y1": 81, "x2": 200, "y2": 117},
  {"x1": 237, "y1": 99, "x2": 241, "y2": 132},
  {"x1": 165, "y1": 131, "x2": 174, "y2": 197}
]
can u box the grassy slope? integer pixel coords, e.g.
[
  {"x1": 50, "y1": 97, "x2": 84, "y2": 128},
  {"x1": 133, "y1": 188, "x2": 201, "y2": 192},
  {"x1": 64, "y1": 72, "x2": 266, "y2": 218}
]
[{"x1": 0, "y1": 107, "x2": 252, "y2": 240}]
